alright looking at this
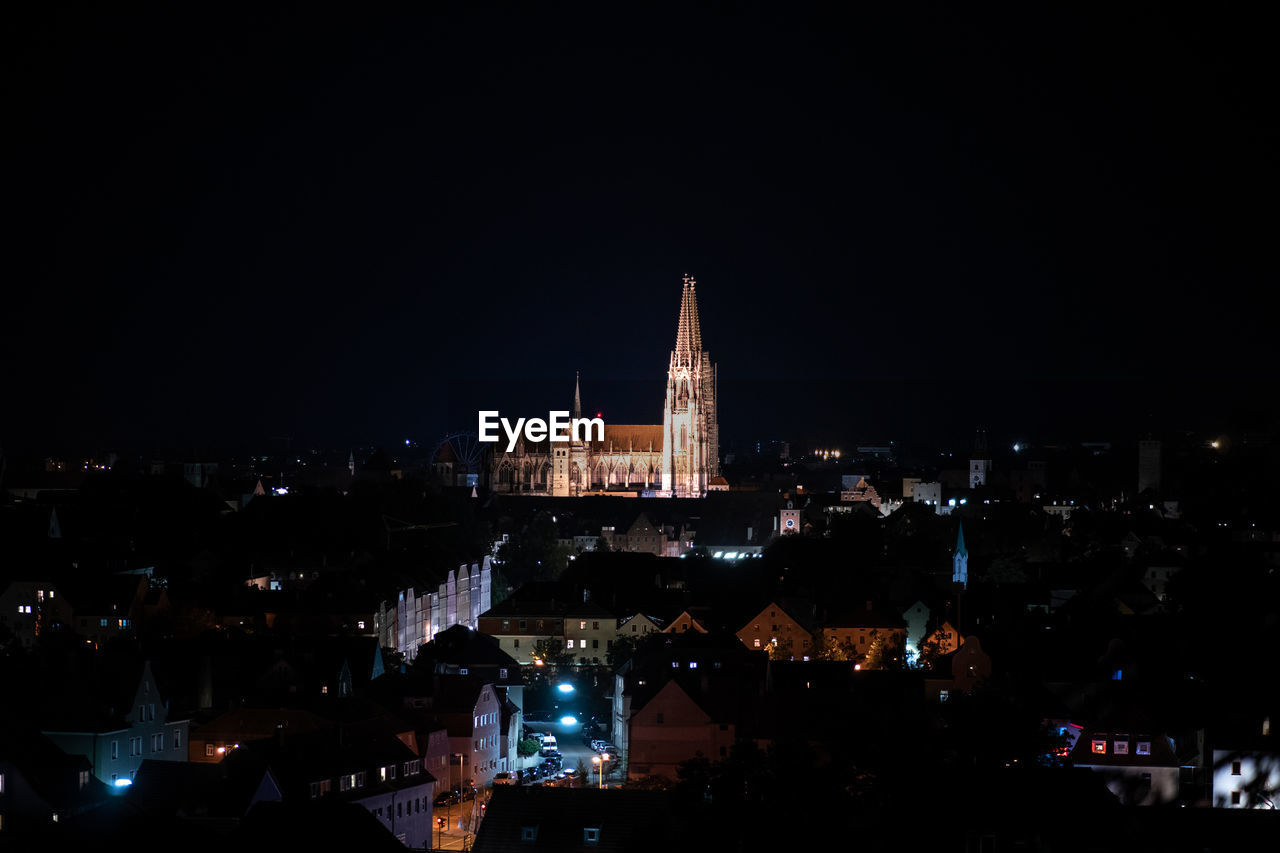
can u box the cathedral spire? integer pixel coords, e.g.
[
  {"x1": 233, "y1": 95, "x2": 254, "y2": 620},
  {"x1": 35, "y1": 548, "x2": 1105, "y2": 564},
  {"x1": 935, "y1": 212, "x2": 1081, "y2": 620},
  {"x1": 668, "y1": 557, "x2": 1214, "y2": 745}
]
[
  {"x1": 674, "y1": 274, "x2": 703, "y2": 365},
  {"x1": 573, "y1": 371, "x2": 581, "y2": 420}
]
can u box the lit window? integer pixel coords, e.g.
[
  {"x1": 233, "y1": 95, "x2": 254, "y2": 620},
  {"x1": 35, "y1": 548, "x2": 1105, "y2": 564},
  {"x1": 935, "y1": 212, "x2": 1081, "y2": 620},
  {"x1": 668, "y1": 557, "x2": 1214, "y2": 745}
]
[
  {"x1": 206, "y1": 743, "x2": 215, "y2": 756},
  {"x1": 357, "y1": 621, "x2": 365, "y2": 629},
  {"x1": 689, "y1": 661, "x2": 698, "y2": 669},
  {"x1": 753, "y1": 638, "x2": 760, "y2": 648},
  {"x1": 1114, "y1": 741, "x2": 1129, "y2": 755},
  {"x1": 1136, "y1": 741, "x2": 1151, "y2": 755},
  {"x1": 580, "y1": 621, "x2": 587, "y2": 630},
  {"x1": 1092, "y1": 740, "x2": 1107, "y2": 754},
  {"x1": 567, "y1": 640, "x2": 574, "y2": 649}
]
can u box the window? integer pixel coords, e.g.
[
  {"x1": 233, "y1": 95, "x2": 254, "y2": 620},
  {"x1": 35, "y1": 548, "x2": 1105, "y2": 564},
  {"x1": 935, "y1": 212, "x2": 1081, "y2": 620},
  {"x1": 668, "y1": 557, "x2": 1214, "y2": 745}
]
[
  {"x1": 78, "y1": 769, "x2": 89, "y2": 789},
  {"x1": 567, "y1": 640, "x2": 575, "y2": 649},
  {"x1": 580, "y1": 621, "x2": 587, "y2": 630},
  {"x1": 173, "y1": 729, "x2": 181, "y2": 749},
  {"x1": 521, "y1": 826, "x2": 538, "y2": 842},
  {"x1": 206, "y1": 743, "x2": 216, "y2": 756},
  {"x1": 459, "y1": 667, "x2": 469, "y2": 675},
  {"x1": 584, "y1": 827, "x2": 601, "y2": 844},
  {"x1": 112, "y1": 741, "x2": 119, "y2": 759},
  {"x1": 513, "y1": 639, "x2": 519, "y2": 648},
  {"x1": 100, "y1": 618, "x2": 108, "y2": 627},
  {"x1": 1232, "y1": 790, "x2": 1241, "y2": 805},
  {"x1": 0, "y1": 772, "x2": 4, "y2": 793},
  {"x1": 689, "y1": 661, "x2": 698, "y2": 669},
  {"x1": 397, "y1": 802, "x2": 402, "y2": 817},
  {"x1": 500, "y1": 668, "x2": 508, "y2": 679},
  {"x1": 357, "y1": 620, "x2": 365, "y2": 630},
  {"x1": 938, "y1": 690, "x2": 950, "y2": 702},
  {"x1": 519, "y1": 619, "x2": 527, "y2": 630},
  {"x1": 1091, "y1": 740, "x2": 1107, "y2": 755},
  {"x1": 593, "y1": 621, "x2": 600, "y2": 630},
  {"x1": 753, "y1": 639, "x2": 760, "y2": 648},
  {"x1": 632, "y1": 625, "x2": 637, "y2": 633},
  {"x1": 656, "y1": 713, "x2": 664, "y2": 724},
  {"x1": 1232, "y1": 760, "x2": 1242, "y2": 776},
  {"x1": 1136, "y1": 741, "x2": 1151, "y2": 755},
  {"x1": 1113, "y1": 740, "x2": 1128, "y2": 755},
  {"x1": 310, "y1": 781, "x2": 323, "y2": 798}
]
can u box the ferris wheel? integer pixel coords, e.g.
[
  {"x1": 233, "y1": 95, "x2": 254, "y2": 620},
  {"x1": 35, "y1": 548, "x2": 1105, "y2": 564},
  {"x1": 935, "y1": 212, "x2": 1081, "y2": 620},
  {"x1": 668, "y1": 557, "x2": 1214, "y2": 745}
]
[{"x1": 430, "y1": 432, "x2": 485, "y2": 478}]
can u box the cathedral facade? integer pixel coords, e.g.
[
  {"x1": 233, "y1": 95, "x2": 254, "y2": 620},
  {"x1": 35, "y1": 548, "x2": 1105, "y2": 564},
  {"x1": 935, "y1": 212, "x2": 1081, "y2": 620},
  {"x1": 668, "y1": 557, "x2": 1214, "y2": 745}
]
[{"x1": 486, "y1": 275, "x2": 720, "y2": 497}]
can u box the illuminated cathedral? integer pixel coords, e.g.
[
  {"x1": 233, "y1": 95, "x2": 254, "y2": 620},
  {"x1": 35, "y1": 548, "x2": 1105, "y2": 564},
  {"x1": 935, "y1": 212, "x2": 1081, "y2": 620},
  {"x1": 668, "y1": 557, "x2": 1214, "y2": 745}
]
[{"x1": 486, "y1": 275, "x2": 720, "y2": 497}]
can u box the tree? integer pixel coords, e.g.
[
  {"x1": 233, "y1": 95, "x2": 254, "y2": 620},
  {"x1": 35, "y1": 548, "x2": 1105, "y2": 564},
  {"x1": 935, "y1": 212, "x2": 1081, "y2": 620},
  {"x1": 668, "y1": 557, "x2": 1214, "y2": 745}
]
[
  {"x1": 863, "y1": 631, "x2": 907, "y2": 670},
  {"x1": 531, "y1": 636, "x2": 574, "y2": 667},
  {"x1": 812, "y1": 629, "x2": 854, "y2": 662},
  {"x1": 594, "y1": 536, "x2": 611, "y2": 552},
  {"x1": 517, "y1": 738, "x2": 541, "y2": 758}
]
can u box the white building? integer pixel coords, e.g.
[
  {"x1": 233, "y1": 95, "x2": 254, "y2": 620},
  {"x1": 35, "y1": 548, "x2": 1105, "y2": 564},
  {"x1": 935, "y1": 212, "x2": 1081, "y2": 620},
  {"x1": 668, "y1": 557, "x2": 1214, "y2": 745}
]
[{"x1": 375, "y1": 557, "x2": 493, "y2": 662}]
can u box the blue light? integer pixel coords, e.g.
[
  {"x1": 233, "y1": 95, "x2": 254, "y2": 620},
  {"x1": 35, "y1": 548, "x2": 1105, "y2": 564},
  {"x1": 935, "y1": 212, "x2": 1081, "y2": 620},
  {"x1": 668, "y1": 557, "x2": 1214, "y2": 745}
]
[
  {"x1": 556, "y1": 683, "x2": 575, "y2": 694},
  {"x1": 559, "y1": 715, "x2": 577, "y2": 726},
  {"x1": 115, "y1": 778, "x2": 133, "y2": 787}
]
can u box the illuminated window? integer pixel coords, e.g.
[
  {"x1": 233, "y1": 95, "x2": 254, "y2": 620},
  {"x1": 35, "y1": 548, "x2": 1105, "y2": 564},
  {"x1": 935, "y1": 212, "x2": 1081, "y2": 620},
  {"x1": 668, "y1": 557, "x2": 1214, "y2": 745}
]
[
  {"x1": 580, "y1": 621, "x2": 587, "y2": 630},
  {"x1": 567, "y1": 640, "x2": 574, "y2": 649},
  {"x1": 1136, "y1": 741, "x2": 1151, "y2": 755},
  {"x1": 206, "y1": 743, "x2": 215, "y2": 756},
  {"x1": 689, "y1": 661, "x2": 698, "y2": 669},
  {"x1": 753, "y1": 639, "x2": 760, "y2": 648},
  {"x1": 1091, "y1": 740, "x2": 1107, "y2": 754},
  {"x1": 1114, "y1": 741, "x2": 1129, "y2": 755}
]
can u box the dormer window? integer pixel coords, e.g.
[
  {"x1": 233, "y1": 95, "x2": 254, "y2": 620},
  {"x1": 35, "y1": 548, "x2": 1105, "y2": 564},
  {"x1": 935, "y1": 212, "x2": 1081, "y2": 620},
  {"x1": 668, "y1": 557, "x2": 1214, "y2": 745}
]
[
  {"x1": 1136, "y1": 741, "x2": 1151, "y2": 755},
  {"x1": 1114, "y1": 740, "x2": 1129, "y2": 755},
  {"x1": 584, "y1": 827, "x2": 601, "y2": 845},
  {"x1": 521, "y1": 826, "x2": 539, "y2": 842},
  {"x1": 1091, "y1": 740, "x2": 1107, "y2": 754}
]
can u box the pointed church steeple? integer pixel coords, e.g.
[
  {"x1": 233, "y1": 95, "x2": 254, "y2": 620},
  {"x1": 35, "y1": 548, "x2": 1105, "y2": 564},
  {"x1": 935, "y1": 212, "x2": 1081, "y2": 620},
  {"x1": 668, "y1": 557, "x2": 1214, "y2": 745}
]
[
  {"x1": 673, "y1": 274, "x2": 702, "y2": 366},
  {"x1": 953, "y1": 522, "x2": 968, "y2": 588},
  {"x1": 573, "y1": 371, "x2": 582, "y2": 420}
]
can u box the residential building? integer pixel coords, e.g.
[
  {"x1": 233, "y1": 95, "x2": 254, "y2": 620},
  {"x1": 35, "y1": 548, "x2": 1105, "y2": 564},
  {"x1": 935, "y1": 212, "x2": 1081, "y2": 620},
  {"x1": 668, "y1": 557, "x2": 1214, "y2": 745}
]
[{"x1": 43, "y1": 661, "x2": 189, "y2": 786}]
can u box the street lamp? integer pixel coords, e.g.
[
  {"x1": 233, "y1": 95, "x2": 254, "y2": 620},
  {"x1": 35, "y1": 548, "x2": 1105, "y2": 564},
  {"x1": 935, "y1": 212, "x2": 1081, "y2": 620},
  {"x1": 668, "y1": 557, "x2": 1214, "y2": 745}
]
[{"x1": 592, "y1": 753, "x2": 610, "y2": 788}]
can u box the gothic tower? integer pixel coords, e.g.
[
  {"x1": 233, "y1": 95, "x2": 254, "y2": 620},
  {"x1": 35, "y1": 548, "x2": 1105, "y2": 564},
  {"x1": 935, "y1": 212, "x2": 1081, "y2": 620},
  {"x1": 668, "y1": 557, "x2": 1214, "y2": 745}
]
[{"x1": 661, "y1": 275, "x2": 719, "y2": 497}]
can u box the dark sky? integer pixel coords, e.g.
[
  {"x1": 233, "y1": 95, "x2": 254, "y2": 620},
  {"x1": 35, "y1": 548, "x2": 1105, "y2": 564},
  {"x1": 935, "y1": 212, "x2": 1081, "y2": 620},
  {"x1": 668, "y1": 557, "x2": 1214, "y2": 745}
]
[{"x1": 5, "y1": 3, "x2": 1277, "y2": 456}]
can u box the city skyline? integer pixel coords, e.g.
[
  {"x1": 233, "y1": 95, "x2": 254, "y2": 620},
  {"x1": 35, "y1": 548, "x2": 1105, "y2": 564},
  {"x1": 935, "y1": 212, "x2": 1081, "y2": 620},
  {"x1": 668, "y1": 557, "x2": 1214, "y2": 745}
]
[{"x1": 6, "y1": 5, "x2": 1277, "y2": 455}]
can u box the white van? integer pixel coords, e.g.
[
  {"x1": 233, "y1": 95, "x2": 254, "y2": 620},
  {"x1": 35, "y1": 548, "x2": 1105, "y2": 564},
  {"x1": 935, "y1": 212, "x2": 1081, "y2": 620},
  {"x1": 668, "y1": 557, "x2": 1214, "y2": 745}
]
[{"x1": 539, "y1": 735, "x2": 558, "y2": 756}]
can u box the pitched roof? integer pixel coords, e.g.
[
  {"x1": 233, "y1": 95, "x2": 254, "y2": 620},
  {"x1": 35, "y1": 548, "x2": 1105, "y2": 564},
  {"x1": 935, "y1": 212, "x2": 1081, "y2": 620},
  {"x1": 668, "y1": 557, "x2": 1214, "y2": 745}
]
[{"x1": 473, "y1": 786, "x2": 681, "y2": 853}]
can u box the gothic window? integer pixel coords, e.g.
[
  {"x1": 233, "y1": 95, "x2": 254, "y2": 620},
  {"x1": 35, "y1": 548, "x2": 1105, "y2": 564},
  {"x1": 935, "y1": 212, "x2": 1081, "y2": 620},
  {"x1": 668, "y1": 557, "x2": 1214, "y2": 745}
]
[{"x1": 681, "y1": 425, "x2": 687, "y2": 450}]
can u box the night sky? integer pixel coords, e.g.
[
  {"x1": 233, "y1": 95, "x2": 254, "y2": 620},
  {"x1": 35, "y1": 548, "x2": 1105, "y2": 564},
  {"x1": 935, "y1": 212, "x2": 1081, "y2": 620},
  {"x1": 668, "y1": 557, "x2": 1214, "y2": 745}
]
[{"x1": 6, "y1": 3, "x2": 1277, "y2": 455}]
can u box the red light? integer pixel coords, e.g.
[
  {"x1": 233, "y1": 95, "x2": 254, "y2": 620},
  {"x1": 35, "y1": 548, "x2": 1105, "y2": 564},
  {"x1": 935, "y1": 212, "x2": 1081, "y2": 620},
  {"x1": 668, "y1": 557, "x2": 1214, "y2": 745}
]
[{"x1": 596, "y1": 412, "x2": 602, "y2": 418}]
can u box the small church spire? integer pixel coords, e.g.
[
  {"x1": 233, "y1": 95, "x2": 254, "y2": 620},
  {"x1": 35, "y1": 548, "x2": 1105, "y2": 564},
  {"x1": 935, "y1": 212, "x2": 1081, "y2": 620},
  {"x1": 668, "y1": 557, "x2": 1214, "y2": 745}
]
[
  {"x1": 573, "y1": 371, "x2": 581, "y2": 420},
  {"x1": 953, "y1": 522, "x2": 968, "y2": 588}
]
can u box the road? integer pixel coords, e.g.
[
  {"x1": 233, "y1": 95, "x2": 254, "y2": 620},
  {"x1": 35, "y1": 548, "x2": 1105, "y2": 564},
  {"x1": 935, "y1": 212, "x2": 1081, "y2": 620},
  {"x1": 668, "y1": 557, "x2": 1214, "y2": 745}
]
[{"x1": 429, "y1": 721, "x2": 623, "y2": 848}]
